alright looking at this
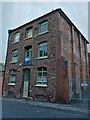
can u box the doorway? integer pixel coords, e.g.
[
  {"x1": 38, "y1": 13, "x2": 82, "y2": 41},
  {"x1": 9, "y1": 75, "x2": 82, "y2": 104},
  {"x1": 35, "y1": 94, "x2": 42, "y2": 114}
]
[{"x1": 22, "y1": 69, "x2": 30, "y2": 98}]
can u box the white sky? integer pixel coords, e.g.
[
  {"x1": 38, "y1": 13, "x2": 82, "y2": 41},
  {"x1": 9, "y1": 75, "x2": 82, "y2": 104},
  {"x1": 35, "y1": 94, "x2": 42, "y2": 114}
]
[{"x1": 1, "y1": 0, "x2": 90, "y2": 63}]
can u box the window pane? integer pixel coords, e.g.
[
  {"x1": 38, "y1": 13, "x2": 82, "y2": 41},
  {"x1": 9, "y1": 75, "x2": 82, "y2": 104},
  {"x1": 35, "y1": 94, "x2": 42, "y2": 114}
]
[
  {"x1": 13, "y1": 50, "x2": 18, "y2": 57},
  {"x1": 39, "y1": 50, "x2": 43, "y2": 57},
  {"x1": 38, "y1": 42, "x2": 47, "y2": 58},
  {"x1": 43, "y1": 67, "x2": 47, "y2": 71},
  {"x1": 38, "y1": 72, "x2": 42, "y2": 76},
  {"x1": 14, "y1": 33, "x2": 20, "y2": 42},
  {"x1": 24, "y1": 47, "x2": 32, "y2": 64},
  {"x1": 44, "y1": 50, "x2": 47, "y2": 56},
  {"x1": 10, "y1": 70, "x2": 16, "y2": 83},
  {"x1": 26, "y1": 28, "x2": 33, "y2": 38},
  {"x1": 37, "y1": 67, "x2": 47, "y2": 85},
  {"x1": 12, "y1": 50, "x2": 18, "y2": 62},
  {"x1": 38, "y1": 67, "x2": 42, "y2": 71},
  {"x1": 43, "y1": 72, "x2": 47, "y2": 76},
  {"x1": 39, "y1": 21, "x2": 48, "y2": 34}
]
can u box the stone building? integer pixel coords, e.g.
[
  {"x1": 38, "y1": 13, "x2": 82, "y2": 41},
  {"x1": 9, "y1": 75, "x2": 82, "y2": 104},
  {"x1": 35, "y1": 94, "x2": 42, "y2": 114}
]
[
  {"x1": 0, "y1": 63, "x2": 5, "y2": 96},
  {"x1": 3, "y1": 9, "x2": 89, "y2": 103}
]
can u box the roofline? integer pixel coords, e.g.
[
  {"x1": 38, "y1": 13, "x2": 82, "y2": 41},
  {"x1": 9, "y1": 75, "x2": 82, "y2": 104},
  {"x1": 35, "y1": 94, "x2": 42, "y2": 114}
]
[
  {"x1": 58, "y1": 9, "x2": 89, "y2": 44},
  {"x1": 8, "y1": 9, "x2": 59, "y2": 33},
  {"x1": 8, "y1": 8, "x2": 89, "y2": 44}
]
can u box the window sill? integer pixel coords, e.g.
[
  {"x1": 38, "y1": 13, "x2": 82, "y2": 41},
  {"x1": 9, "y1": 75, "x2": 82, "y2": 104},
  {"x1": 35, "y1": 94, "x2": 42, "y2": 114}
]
[
  {"x1": 24, "y1": 37, "x2": 32, "y2": 40},
  {"x1": 10, "y1": 61, "x2": 18, "y2": 64},
  {"x1": 7, "y1": 83, "x2": 15, "y2": 86},
  {"x1": 35, "y1": 84, "x2": 47, "y2": 87},
  {"x1": 36, "y1": 56, "x2": 48, "y2": 60},
  {"x1": 12, "y1": 41, "x2": 19, "y2": 44},
  {"x1": 38, "y1": 31, "x2": 49, "y2": 36}
]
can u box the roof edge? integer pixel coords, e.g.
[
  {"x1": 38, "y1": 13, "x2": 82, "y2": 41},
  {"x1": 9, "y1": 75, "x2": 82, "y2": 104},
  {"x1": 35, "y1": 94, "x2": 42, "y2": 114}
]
[{"x1": 8, "y1": 8, "x2": 89, "y2": 44}]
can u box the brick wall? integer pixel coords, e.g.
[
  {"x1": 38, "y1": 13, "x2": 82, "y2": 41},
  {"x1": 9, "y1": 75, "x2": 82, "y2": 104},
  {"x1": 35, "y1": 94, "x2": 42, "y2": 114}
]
[
  {"x1": 60, "y1": 15, "x2": 88, "y2": 94},
  {"x1": 3, "y1": 12, "x2": 60, "y2": 101}
]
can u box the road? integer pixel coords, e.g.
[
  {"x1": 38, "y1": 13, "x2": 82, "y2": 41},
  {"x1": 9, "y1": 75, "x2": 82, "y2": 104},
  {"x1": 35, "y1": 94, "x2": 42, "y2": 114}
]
[{"x1": 2, "y1": 98, "x2": 88, "y2": 118}]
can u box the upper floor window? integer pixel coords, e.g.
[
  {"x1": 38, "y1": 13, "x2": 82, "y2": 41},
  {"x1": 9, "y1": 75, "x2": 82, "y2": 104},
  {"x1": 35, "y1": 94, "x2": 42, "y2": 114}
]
[
  {"x1": 38, "y1": 42, "x2": 48, "y2": 58},
  {"x1": 11, "y1": 49, "x2": 18, "y2": 62},
  {"x1": 37, "y1": 67, "x2": 47, "y2": 85},
  {"x1": 9, "y1": 70, "x2": 16, "y2": 84},
  {"x1": 14, "y1": 32, "x2": 20, "y2": 43},
  {"x1": 24, "y1": 46, "x2": 32, "y2": 65},
  {"x1": 39, "y1": 21, "x2": 48, "y2": 34},
  {"x1": 26, "y1": 28, "x2": 33, "y2": 38}
]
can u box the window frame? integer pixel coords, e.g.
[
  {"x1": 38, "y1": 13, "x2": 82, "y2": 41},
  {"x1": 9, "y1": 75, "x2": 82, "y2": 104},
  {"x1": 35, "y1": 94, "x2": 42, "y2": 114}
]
[
  {"x1": 36, "y1": 67, "x2": 47, "y2": 86},
  {"x1": 38, "y1": 42, "x2": 48, "y2": 59},
  {"x1": 13, "y1": 32, "x2": 20, "y2": 43},
  {"x1": 26, "y1": 27, "x2": 33, "y2": 38},
  {"x1": 11, "y1": 49, "x2": 18, "y2": 63},
  {"x1": 9, "y1": 70, "x2": 16, "y2": 84},
  {"x1": 38, "y1": 21, "x2": 48, "y2": 35},
  {"x1": 24, "y1": 46, "x2": 32, "y2": 65}
]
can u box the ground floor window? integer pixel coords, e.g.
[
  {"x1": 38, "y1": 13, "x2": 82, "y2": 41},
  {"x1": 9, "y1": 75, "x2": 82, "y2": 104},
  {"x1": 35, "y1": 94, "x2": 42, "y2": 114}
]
[
  {"x1": 9, "y1": 70, "x2": 16, "y2": 83},
  {"x1": 37, "y1": 67, "x2": 47, "y2": 85}
]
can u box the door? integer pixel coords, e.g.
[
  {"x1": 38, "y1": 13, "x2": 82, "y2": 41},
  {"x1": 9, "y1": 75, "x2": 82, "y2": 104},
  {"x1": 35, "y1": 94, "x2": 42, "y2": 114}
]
[
  {"x1": 68, "y1": 79, "x2": 72, "y2": 100},
  {"x1": 22, "y1": 69, "x2": 30, "y2": 98},
  {"x1": 23, "y1": 81, "x2": 29, "y2": 98}
]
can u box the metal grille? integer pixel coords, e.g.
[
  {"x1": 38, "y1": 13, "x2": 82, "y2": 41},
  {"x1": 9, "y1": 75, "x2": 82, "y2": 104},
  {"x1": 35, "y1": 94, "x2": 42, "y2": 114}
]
[{"x1": 68, "y1": 79, "x2": 90, "y2": 101}]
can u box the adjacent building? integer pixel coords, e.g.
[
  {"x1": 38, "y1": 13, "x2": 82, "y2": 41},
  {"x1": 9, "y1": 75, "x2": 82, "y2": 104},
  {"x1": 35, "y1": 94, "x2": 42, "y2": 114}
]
[
  {"x1": 0, "y1": 63, "x2": 5, "y2": 96},
  {"x1": 88, "y1": 53, "x2": 90, "y2": 78},
  {"x1": 3, "y1": 9, "x2": 89, "y2": 103}
]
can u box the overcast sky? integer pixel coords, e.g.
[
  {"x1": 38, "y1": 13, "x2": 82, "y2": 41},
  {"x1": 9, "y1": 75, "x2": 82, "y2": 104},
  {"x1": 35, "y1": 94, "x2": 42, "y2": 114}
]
[{"x1": 1, "y1": 1, "x2": 90, "y2": 63}]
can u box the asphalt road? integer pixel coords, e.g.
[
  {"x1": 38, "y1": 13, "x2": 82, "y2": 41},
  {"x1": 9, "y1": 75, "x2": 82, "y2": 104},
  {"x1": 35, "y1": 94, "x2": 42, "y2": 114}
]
[{"x1": 2, "y1": 99, "x2": 88, "y2": 118}]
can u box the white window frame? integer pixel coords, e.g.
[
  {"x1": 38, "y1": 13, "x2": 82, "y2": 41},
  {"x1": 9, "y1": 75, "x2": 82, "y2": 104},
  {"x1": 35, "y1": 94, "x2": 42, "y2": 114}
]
[
  {"x1": 14, "y1": 33, "x2": 20, "y2": 43},
  {"x1": 9, "y1": 70, "x2": 16, "y2": 84},
  {"x1": 26, "y1": 28, "x2": 33, "y2": 38},
  {"x1": 36, "y1": 67, "x2": 47, "y2": 86},
  {"x1": 11, "y1": 49, "x2": 18, "y2": 63},
  {"x1": 38, "y1": 21, "x2": 48, "y2": 34},
  {"x1": 38, "y1": 42, "x2": 48, "y2": 59}
]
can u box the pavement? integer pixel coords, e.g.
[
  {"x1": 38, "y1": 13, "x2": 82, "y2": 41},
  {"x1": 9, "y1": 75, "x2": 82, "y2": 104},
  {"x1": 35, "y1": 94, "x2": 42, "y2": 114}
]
[{"x1": 2, "y1": 97, "x2": 90, "y2": 114}]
